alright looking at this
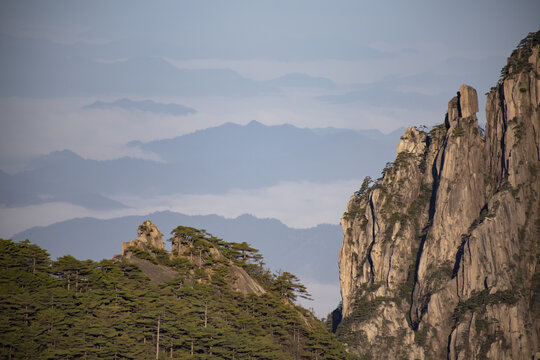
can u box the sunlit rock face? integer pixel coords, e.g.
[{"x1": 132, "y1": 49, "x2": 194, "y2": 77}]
[
  {"x1": 121, "y1": 220, "x2": 164, "y2": 255},
  {"x1": 337, "y1": 32, "x2": 540, "y2": 359}
]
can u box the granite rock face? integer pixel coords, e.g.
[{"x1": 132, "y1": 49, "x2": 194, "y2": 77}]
[
  {"x1": 228, "y1": 265, "x2": 266, "y2": 296},
  {"x1": 459, "y1": 84, "x2": 479, "y2": 118},
  {"x1": 121, "y1": 220, "x2": 164, "y2": 255},
  {"x1": 337, "y1": 32, "x2": 540, "y2": 359}
]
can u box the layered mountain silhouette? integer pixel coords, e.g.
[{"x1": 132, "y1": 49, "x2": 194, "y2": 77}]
[
  {"x1": 0, "y1": 33, "x2": 338, "y2": 98},
  {"x1": 0, "y1": 121, "x2": 402, "y2": 209}
]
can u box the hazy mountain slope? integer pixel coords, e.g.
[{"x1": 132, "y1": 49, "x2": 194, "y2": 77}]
[
  {"x1": 12, "y1": 211, "x2": 342, "y2": 284},
  {"x1": 1, "y1": 122, "x2": 401, "y2": 209},
  {"x1": 0, "y1": 33, "x2": 336, "y2": 98}
]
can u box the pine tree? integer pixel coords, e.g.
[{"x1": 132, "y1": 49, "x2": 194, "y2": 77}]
[{"x1": 272, "y1": 271, "x2": 313, "y2": 302}]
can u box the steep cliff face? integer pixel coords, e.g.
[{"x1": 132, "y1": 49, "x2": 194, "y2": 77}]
[{"x1": 338, "y1": 31, "x2": 540, "y2": 359}]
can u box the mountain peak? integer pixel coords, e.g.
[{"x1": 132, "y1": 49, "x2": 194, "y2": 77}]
[
  {"x1": 336, "y1": 32, "x2": 540, "y2": 359},
  {"x1": 45, "y1": 149, "x2": 83, "y2": 160},
  {"x1": 500, "y1": 29, "x2": 540, "y2": 81},
  {"x1": 246, "y1": 119, "x2": 264, "y2": 127},
  {"x1": 121, "y1": 220, "x2": 164, "y2": 256},
  {"x1": 30, "y1": 150, "x2": 84, "y2": 168}
]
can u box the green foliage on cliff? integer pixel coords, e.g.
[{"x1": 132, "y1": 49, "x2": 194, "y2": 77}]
[
  {"x1": 353, "y1": 176, "x2": 374, "y2": 200},
  {"x1": 0, "y1": 236, "x2": 356, "y2": 359},
  {"x1": 499, "y1": 29, "x2": 540, "y2": 80},
  {"x1": 451, "y1": 289, "x2": 518, "y2": 326}
]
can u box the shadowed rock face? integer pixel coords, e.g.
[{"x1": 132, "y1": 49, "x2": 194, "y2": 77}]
[
  {"x1": 228, "y1": 265, "x2": 266, "y2": 296},
  {"x1": 338, "y1": 33, "x2": 540, "y2": 359}
]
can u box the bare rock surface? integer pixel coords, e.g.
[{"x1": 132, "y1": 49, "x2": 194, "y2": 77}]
[
  {"x1": 228, "y1": 265, "x2": 266, "y2": 296},
  {"x1": 127, "y1": 257, "x2": 179, "y2": 283},
  {"x1": 121, "y1": 220, "x2": 164, "y2": 255},
  {"x1": 459, "y1": 84, "x2": 479, "y2": 118}
]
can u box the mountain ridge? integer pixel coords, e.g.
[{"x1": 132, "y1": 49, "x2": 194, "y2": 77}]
[
  {"x1": 12, "y1": 210, "x2": 342, "y2": 286},
  {"x1": 1, "y1": 121, "x2": 401, "y2": 210}
]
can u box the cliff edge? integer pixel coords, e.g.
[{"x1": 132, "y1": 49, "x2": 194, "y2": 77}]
[{"x1": 337, "y1": 30, "x2": 540, "y2": 359}]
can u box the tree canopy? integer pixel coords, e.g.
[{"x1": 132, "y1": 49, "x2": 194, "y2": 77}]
[{"x1": 0, "y1": 233, "x2": 357, "y2": 360}]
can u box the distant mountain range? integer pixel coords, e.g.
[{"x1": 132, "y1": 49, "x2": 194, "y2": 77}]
[
  {"x1": 0, "y1": 121, "x2": 403, "y2": 209},
  {"x1": 13, "y1": 211, "x2": 342, "y2": 284},
  {"x1": 0, "y1": 32, "x2": 336, "y2": 98}
]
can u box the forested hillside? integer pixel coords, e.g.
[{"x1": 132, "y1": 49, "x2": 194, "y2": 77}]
[{"x1": 0, "y1": 223, "x2": 356, "y2": 359}]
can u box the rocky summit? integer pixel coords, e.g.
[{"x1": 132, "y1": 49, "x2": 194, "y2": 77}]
[
  {"x1": 121, "y1": 221, "x2": 267, "y2": 295},
  {"x1": 121, "y1": 220, "x2": 165, "y2": 255},
  {"x1": 336, "y1": 31, "x2": 540, "y2": 359}
]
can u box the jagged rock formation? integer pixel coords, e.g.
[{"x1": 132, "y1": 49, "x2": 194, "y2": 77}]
[
  {"x1": 121, "y1": 220, "x2": 164, "y2": 255},
  {"x1": 120, "y1": 220, "x2": 179, "y2": 283},
  {"x1": 121, "y1": 221, "x2": 267, "y2": 296},
  {"x1": 337, "y1": 31, "x2": 540, "y2": 359}
]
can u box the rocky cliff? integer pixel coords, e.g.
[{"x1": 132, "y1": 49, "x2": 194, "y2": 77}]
[
  {"x1": 121, "y1": 220, "x2": 164, "y2": 255},
  {"x1": 337, "y1": 31, "x2": 540, "y2": 359}
]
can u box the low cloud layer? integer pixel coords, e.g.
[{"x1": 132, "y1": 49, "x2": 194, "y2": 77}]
[
  {"x1": 113, "y1": 179, "x2": 360, "y2": 229},
  {"x1": 0, "y1": 179, "x2": 359, "y2": 237},
  {"x1": 84, "y1": 98, "x2": 196, "y2": 116}
]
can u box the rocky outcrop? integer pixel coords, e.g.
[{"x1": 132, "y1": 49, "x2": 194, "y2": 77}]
[
  {"x1": 458, "y1": 84, "x2": 479, "y2": 118},
  {"x1": 228, "y1": 265, "x2": 266, "y2": 296},
  {"x1": 121, "y1": 220, "x2": 164, "y2": 256},
  {"x1": 121, "y1": 221, "x2": 267, "y2": 297},
  {"x1": 338, "y1": 31, "x2": 540, "y2": 359}
]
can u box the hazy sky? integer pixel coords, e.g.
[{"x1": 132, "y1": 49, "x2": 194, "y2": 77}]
[
  {"x1": 1, "y1": 0, "x2": 539, "y2": 245},
  {"x1": 1, "y1": 0, "x2": 538, "y2": 318},
  {"x1": 1, "y1": 1, "x2": 538, "y2": 168}
]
